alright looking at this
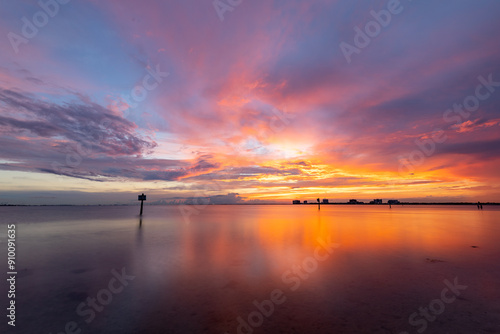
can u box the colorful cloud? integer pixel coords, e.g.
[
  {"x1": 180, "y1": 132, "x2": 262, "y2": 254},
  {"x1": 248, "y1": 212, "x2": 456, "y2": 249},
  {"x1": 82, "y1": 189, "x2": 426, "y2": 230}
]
[{"x1": 1, "y1": 0, "x2": 500, "y2": 204}]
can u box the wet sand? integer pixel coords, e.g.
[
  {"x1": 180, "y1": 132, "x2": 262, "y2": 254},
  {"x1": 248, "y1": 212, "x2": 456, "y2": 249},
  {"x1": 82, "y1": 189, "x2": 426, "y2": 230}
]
[{"x1": 1, "y1": 205, "x2": 499, "y2": 333}]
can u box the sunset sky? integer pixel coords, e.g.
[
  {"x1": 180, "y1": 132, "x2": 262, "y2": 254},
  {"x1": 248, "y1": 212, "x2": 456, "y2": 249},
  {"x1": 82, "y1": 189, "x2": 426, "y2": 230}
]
[{"x1": 1, "y1": 0, "x2": 500, "y2": 205}]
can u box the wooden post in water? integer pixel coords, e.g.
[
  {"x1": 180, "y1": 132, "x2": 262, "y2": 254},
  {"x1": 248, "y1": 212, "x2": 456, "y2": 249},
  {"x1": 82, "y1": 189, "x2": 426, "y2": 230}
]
[
  {"x1": 138, "y1": 193, "x2": 146, "y2": 216},
  {"x1": 317, "y1": 198, "x2": 320, "y2": 210}
]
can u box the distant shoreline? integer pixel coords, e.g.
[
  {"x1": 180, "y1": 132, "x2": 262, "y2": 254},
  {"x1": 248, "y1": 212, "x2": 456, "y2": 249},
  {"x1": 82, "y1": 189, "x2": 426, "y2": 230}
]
[
  {"x1": 290, "y1": 202, "x2": 500, "y2": 206},
  {"x1": 0, "y1": 203, "x2": 499, "y2": 207}
]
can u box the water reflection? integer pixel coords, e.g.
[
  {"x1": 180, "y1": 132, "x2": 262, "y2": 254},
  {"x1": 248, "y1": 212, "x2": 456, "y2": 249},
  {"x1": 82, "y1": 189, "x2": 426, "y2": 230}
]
[
  {"x1": 126, "y1": 205, "x2": 500, "y2": 333},
  {"x1": 6, "y1": 205, "x2": 500, "y2": 333}
]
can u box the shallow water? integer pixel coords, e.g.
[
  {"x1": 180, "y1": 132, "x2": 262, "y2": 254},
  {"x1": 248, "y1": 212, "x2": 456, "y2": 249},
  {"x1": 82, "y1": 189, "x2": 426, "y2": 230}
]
[{"x1": 1, "y1": 205, "x2": 499, "y2": 333}]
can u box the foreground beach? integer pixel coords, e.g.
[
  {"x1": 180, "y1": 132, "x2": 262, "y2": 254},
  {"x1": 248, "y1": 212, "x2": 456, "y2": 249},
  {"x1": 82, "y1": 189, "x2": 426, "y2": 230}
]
[{"x1": 1, "y1": 205, "x2": 499, "y2": 333}]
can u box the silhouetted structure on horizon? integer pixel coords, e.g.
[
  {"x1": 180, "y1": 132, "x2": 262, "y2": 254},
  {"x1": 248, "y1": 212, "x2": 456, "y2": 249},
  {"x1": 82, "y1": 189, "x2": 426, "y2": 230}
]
[
  {"x1": 138, "y1": 193, "x2": 146, "y2": 215},
  {"x1": 348, "y1": 199, "x2": 364, "y2": 204}
]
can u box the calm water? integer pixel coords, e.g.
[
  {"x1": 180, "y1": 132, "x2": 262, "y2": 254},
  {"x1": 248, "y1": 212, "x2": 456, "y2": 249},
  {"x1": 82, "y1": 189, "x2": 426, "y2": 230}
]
[{"x1": 0, "y1": 205, "x2": 499, "y2": 334}]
